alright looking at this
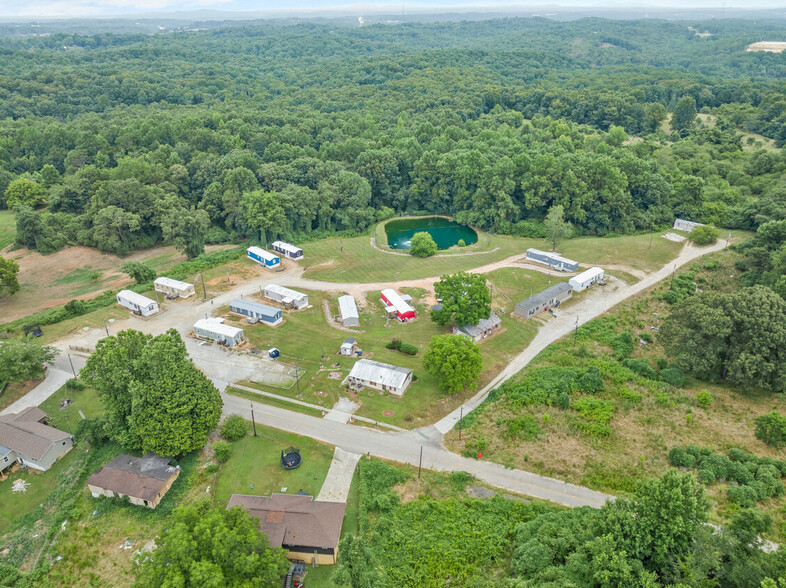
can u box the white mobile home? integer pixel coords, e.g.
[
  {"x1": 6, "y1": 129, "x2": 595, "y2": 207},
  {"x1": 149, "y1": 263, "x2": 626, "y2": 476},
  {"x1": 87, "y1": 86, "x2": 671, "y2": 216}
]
[
  {"x1": 193, "y1": 318, "x2": 244, "y2": 345},
  {"x1": 569, "y1": 267, "x2": 605, "y2": 291},
  {"x1": 117, "y1": 290, "x2": 159, "y2": 316},
  {"x1": 154, "y1": 277, "x2": 195, "y2": 299},
  {"x1": 264, "y1": 284, "x2": 309, "y2": 310},
  {"x1": 525, "y1": 248, "x2": 580, "y2": 272},
  {"x1": 338, "y1": 295, "x2": 359, "y2": 327},
  {"x1": 343, "y1": 359, "x2": 413, "y2": 397},
  {"x1": 271, "y1": 241, "x2": 304, "y2": 260}
]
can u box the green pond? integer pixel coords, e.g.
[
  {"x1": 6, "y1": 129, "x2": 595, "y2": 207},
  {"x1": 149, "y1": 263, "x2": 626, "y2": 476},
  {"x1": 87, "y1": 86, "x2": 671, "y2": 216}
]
[{"x1": 385, "y1": 217, "x2": 478, "y2": 250}]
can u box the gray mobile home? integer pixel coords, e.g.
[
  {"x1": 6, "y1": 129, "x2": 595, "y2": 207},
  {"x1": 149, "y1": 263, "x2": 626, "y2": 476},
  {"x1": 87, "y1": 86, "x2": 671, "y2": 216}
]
[
  {"x1": 514, "y1": 282, "x2": 573, "y2": 319},
  {"x1": 525, "y1": 248, "x2": 580, "y2": 272},
  {"x1": 229, "y1": 299, "x2": 283, "y2": 326}
]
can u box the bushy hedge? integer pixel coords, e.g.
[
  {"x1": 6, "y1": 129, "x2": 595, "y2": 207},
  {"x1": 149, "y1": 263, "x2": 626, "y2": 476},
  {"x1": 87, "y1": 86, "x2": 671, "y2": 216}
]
[
  {"x1": 660, "y1": 366, "x2": 685, "y2": 387},
  {"x1": 385, "y1": 338, "x2": 418, "y2": 355},
  {"x1": 220, "y1": 415, "x2": 247, "y2": 442}
]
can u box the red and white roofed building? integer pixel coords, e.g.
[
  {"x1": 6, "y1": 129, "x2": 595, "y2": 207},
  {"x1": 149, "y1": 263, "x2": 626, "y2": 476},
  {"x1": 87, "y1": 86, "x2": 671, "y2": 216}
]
[{"x1": 380, "y1": 288, "x2": 416, "y2": 321}]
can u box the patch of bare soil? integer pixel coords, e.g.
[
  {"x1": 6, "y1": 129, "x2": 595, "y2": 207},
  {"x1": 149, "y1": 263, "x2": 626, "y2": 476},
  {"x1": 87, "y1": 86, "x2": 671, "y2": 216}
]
[{"x1": 747, "y1": 41, "x2": 786, "y2": 53}]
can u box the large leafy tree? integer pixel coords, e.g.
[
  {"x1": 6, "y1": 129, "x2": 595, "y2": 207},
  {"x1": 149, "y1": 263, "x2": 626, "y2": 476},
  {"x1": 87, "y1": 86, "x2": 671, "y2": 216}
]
[
  {"x1": 0, "y1": 256, "x2": 20, "y2": 297},
  {"x1": 134, "y1": 501, "x2": 289, "y2": 588},
  {"x1": 120, "y1": 261, "x2": 156, "y2": 284},
  {"x1": 161, "y1": 207, "x2": 211, "y2": 259},
  {"x1": 660, "y1": 286, "x2": 786, "y2": 391},
  {"x1": 81, "y1": 329, "x2": 222, "y2": 455},
  {"x1": 431, "y1": 272, "x2": 491, "y2": 327},
  {"x1": 4, "y1": 178, "x2": 48, "y2": 209},
  {"x1": 672, "y1": 96, "x2": 697, "y2": 132},
  {"x1": 0, "y1": 338, "x2": 59, "y2": 383},
  {"x1": 422, "y1": 334, "x2": 482, "y2": 394},
  {"x1": 543, "y1": 204, "x2": 573, "y2": 251},
  {"x1": 241, "y1": 189, "x2": 286, "y2": 245}
]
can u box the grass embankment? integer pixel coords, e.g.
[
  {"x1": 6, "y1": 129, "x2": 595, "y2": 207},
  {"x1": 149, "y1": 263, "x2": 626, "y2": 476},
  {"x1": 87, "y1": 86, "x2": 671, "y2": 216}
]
[
  {"x1": 447, "y1": 248, "x2": 786, "y2": 536},
  {"x1": 0, "y1": 210, "x2": 16, "y2": 250},
  {"x1": 228, "y1": 285, "x2": 540, "y2": 429}
]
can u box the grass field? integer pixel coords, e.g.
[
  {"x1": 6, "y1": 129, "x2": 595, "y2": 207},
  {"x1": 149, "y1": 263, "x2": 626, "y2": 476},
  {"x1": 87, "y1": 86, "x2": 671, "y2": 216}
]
[
  {"x1": 213, "y1": 421, "x2": 335, "y2": 506},
  {"x1": 39, "y1": 382, "x2": 103, "y2": 430},
  {"x1": 230, "y1": 287, "x2": 539, "y2": 428},
  {"x1": 0, "y1": 210, "x2": 15, "y2": 250},
  {"x1": 558, "y1": 233, "x2": 682, "y2": 273}
]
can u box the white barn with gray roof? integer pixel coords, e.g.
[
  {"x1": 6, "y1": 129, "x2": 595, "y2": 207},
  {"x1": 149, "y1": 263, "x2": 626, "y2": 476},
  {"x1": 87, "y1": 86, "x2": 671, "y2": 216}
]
[
  {"x1": 344, "y1": 359, "x2": 413, "y2": 396},
  {"x1": 338, "y1": 295, "x2": 359, "y2": 327}
]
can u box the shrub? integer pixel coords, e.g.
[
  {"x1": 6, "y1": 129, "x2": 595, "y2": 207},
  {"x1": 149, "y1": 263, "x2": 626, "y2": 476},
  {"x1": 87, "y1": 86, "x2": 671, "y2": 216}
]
[
  {"x1": 662, "y1": 290, "x2": 680, "y2": 304},
  {"x1": 623, "y1": 358, "x2": 657, "y2": 380},
  {"x1": 611, "y1": 331, "x2": 633, "y2": 359},
  {"x1": 448, "y1": 471, "x2": 473, "y2": 488},
  {"x1": 66, "y1": 377, "x2": 85, "y2": 390},
  {"x1": 576, "y1": 366, "x2": 605, "y2": 393},
  {"x1": 557, "y1": 392, "x2": 570, "y2": 409},
  {"x1": 728, "y1": 485, "x2": 758, "y2": 508},
  {"x1": 220, "y1": 415, "x2": 247, "y2": 441},
  {"x1": 686, "y1": 445, "x2": 701, "y2": 458},
  {"x1": 457, "y1": 238, "x2": 466, "y2": 247},
  {"x1": 74, "y1": 417, "x2": 109, "y2": 446},
  {"x1": 669, "y1": 447, "x2": 696, "y2": 468},
  {"x1": 204, "y1": 464, "x2": 220, "y2": 475},
  {"x1": 386, "y1": 338, "x2": 402, "y2": 350},
  {"x1": 409, "y1": 232, "x2": 438, "y2": 257},
  {"x1": 660, "y1": 367, "x2": 686, "y2": 388},
  {"x1": 754, "y1": 411, "x2": 786, "y2": 448},
  {"x1": 698, "y1": 468, "x2": 716, "y2": 484},
  {"x1": 213, "y1": 440, "x2": 231, "y2": 463},
  {"x1": 702, "y1": 454, "x2": 731, "y2": 480},
  {"x1": 656, "y1": 358, "x2": 668, "y2": 370},
  {"x1": 399, "y1": 342, "x2": 418, "y2": 355},
  {"x1": 696, "y1": 389, "x2": 714, "y2": 409},
  {"x1": 64, "y1": 299, "x2": 87, "y2": 315},
  {"x1": 639, "y1": 332, "x2": 653, "y2": 343},
  {"x1": 504, "y1": 415, "x2": 542, "y2": 440},
  {"x1": 689, "y1": 225, "x2": 719, "y2": 245}
]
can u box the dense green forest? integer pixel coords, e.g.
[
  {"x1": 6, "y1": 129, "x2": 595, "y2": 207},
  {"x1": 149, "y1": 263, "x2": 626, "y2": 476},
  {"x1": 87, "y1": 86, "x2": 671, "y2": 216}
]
[{"x1": 1, "y1": 17, "x2": 786, "y2": 258}]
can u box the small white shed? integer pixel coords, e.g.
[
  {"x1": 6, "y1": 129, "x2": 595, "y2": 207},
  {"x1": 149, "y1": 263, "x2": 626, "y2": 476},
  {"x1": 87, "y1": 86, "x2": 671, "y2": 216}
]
[
  {"x1": 116, "y1": 290, "x2": 159, "y2": 316},
  {"x1": 340, "y1": 337, "x2": 358, "y2": 356},
  {"x1": 338, "y1": 295, "x2": 359, "y2": 327},
  {"x1": 569, "y1": 267, "x2": 605, "y2": 291}
]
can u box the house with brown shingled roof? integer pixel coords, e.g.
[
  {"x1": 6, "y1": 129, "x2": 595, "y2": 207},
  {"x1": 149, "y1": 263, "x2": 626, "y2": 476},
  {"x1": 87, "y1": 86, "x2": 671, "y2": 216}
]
[
  {"x1": 87, "y1": 452, "x2": 180, "y2": 509},
  {"x1": 0, "y1": 407, "x2": 73, "y2": 472},
  {"x1": 228, "y1": 493, "x2": 346, "y2": 565}
]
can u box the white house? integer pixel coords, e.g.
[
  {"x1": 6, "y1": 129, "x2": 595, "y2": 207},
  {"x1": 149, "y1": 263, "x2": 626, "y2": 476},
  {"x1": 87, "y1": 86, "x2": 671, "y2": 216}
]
[
  {"x1": 264, "y1": 284, "x2": 309, "y2": 310},
  {"x1": 340, "y1": 337, "x2": 358, "y2": 356},
  {"x1": 338, "y1": 295, "x2": 359, "y2": 327},
  {"x1": 193, "y1": 318, "x2": 244, "y2": 345},
  {"x1": 569, "y1": 267, "x2": 605, "y2": 291},
  {"x1": 117, "y1": 290, "x2": 159, "y2": 316},
  {"x1": 343, "y1": 359, "x2": 413, "y2": 397},
  {"x1": 154, "y1": 277, "x2": 195, "y2": 299}
]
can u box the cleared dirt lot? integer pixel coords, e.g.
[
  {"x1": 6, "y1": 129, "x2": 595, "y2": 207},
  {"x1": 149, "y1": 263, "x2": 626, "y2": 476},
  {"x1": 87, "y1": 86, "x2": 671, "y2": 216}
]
[{"x1": 747, "y1": 41, "x2": 786, "y2": 53}]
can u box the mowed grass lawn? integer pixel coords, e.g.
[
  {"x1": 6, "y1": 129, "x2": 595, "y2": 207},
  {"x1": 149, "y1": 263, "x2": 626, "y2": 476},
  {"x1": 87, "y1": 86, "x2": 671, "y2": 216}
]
[
  {"x1": 213, "y1": 421, "x2": 335, "y2": 506},
  {"x1": 228, "y1": 285, "x2": 540, "y2": 428},
  {"x1": 39, "y1": 382, "x2": 103, "y2": 430},
  {"x1": 0, "y1": 210, "x2": 15, "y2": 250},
  {"x1": 557, "y1": 233, "x2": 683, "y2": 273}
]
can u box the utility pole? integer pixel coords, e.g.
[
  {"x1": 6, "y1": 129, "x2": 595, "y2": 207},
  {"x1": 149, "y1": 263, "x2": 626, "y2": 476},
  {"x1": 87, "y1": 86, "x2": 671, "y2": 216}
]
[
  {"x1": 200, "y1": 272, "x2": 207, "y2": 300},
  {"x1": 459, "y1": 406, "x2": 463, "y2": 440},
  {"x1": 104, "y1": 322, "x2": 110, "y2": 336},
  {"x1": 573, "y1": 315, "x2": 579, "y2": 349},
  {"x1": 226, "y1": 270, "x2": 231, "y2": 284},
  {"x1": 418, "y1": 446, "x2": 423, "y2": 480},
  {"x1": 250, "y1": 403, "x2": 257, "y2": 436},
  {"x1": 648, "y1": 234, "x2": 653, "y2": 250},
  {"x1": 340, "y1": 235, "x2": 343, "y2": 252},
  {"x1": 294, "y1": 358, "x2": 301, "y2": 396},
  {"x1": 67, "y1": 353, "x2": 76, "y2": 377},
  {"x1": 670, "y1": 263, "x2": 676, "y2": 289},
  {"x1": 726, "y1": 230, "x2": 731, "y2": 249}
]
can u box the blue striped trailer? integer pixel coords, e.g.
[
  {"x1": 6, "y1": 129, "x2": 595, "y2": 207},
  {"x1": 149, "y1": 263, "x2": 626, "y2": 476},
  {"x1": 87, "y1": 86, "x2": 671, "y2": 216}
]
[{"x1": 247, "y1": 246, "x2": 282, "y2": 271}]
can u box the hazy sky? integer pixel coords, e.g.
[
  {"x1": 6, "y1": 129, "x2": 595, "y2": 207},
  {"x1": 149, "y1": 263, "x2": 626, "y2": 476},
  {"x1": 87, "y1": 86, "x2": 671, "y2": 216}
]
[{"x1": 2, "y1": 0, "x2": 785, "y2": 18}]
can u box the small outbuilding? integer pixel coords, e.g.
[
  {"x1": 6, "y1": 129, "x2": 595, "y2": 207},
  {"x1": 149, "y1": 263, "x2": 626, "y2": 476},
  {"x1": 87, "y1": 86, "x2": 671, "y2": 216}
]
[
  {"x1": 247, "y1": 246, "x2": 282, "y2": 271},
  {"x1": 673, "y1": 219, "x2": 705, "y2": 233},
  {"x1": 116, "y1": 290, "x2": 158, "y2": 316},
  {"x1": 154, "y1": 277, "x2": 195, "y2": 299},
  {"x1": 229, "y1": 299, "x2": 283, "y2": 326},
  {"x1": 264, "y1": 284, "x2": 309, "y2": 310},
  {"x1": 569, "y1": 267, "x2": 605, "y2": 291},
  {"x1": 228, "y1": 493, "x2": 346, "y2": 566},
  {"x1": 344, "y1": 359, "x2": 413, "y2": 396},
  {"x1": 0, "y1": 407, "x2": 73, "y2": 472},
  {"x1": 514, "y1": 282, "x2": 573, "y2": 319},
  {"x1": 338, "y1": 295, "x2": 359, "y2": 327},
  {"x1": 87, "y1": 452, "x2": 179, "y2": 509},
  {"x1": 193, "y1": 318, "x2": 244, "y2": 345},
  {"x1": 525, "y1": 248, "x2": 580, "y2": 272},
  {"x1": 453, "y1": 311, "x2": 502, "y2": 343},
  {"x1": 340, "y1": 337, "x2": 358, "y2": 356},
  {"x1": 271, "y1": 240, "x2": 304, "y2": 260},
  {"x1": 380, "y1": 289, "x2": 416, "y2": 321}
]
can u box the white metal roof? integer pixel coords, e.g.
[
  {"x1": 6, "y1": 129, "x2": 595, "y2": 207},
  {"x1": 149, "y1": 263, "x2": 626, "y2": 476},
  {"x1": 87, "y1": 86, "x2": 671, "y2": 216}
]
[
  {"x1": 381, "y1": 289, "x2": 415, "y2": 316},
  {"x1": 117, "y1": 290, "x2": 157, "y2": 307},
  {"x1": 154, "y1": 277, "x2": 193, "y2": 290},
  {"x1": 247, "y1": 246, "x2": 279, "y2": 262},
  {"x1": 571, "y1": 267, "x2": 604, "y2": 283},
  {"x1": 264, "y1": 283, "x2": 307, "y2": 301},
  {"x1": 338, "y1": 295, "x2": 358, "y2": 320},
  {"x1": 526, "y1": 248, "x2": 578, "y2": 267},
  {"x1": 271, "y1": 240, "x2": 302, "y2": 254},
  {"x1": 193, "y1": 318, "x2": 243, "y2": 338},
  {"x1": 348, "y1": 359, "x2": 412, "y2": 389}
]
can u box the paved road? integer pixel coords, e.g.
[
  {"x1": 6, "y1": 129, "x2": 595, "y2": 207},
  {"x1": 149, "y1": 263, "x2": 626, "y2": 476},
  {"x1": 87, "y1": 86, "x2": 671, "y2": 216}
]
[
  {"x1": 0, "y1": 353, "x2": 86, "y2": 416},
  {"x1": 222, "y1": 393, "x2": 612, "y2": 508}
]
